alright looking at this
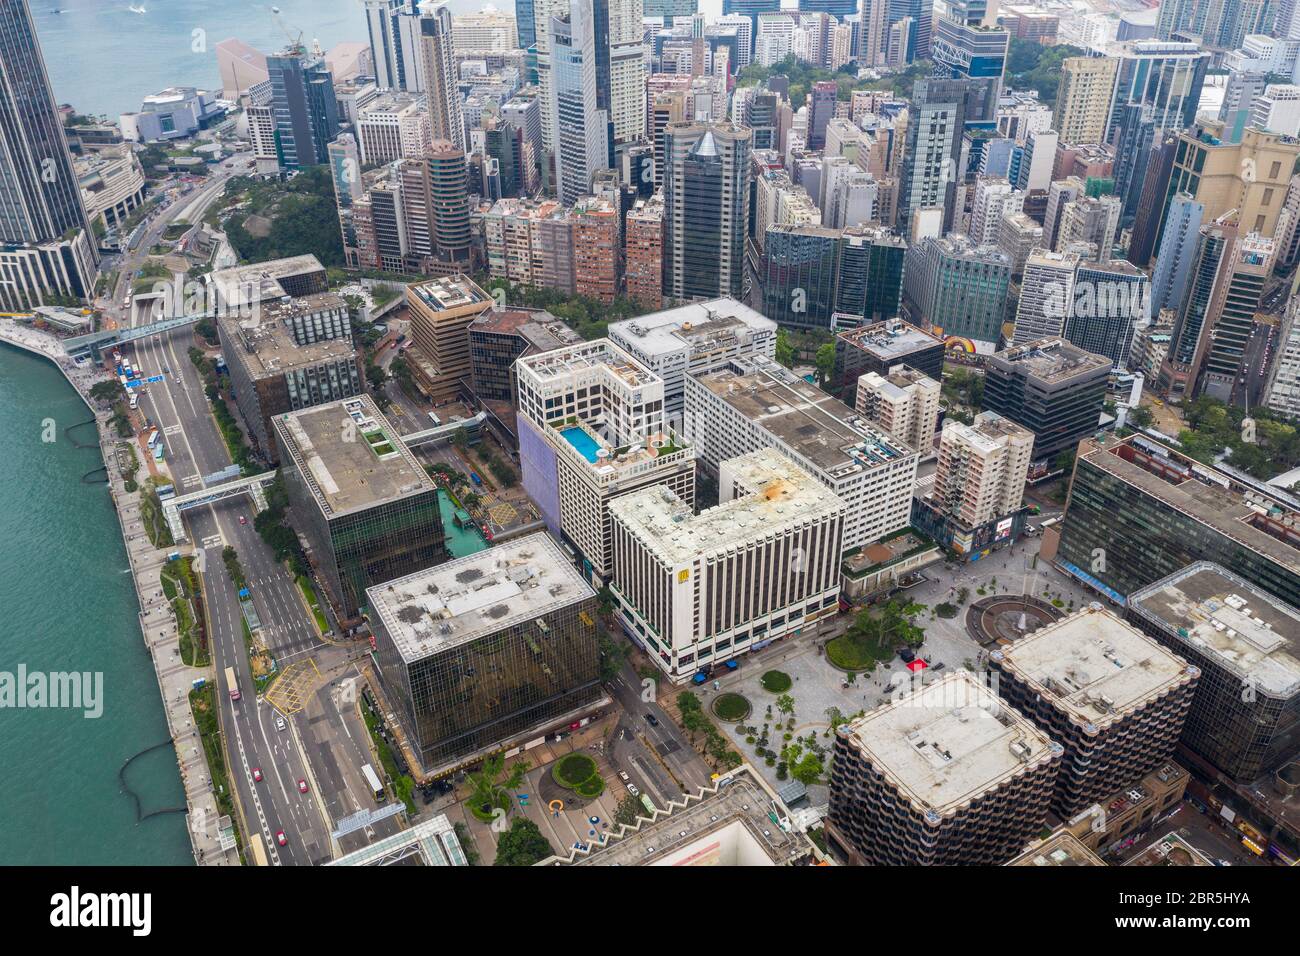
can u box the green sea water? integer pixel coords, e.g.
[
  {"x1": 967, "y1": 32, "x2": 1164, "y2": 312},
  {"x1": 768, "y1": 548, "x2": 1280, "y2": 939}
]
[{"x1": 0, "y1": 345, "x2": 190, "y2": 865}]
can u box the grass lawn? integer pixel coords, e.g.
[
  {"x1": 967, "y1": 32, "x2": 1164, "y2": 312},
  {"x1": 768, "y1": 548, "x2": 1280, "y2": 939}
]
[
  {"x1": 711, "y1": 692, "x2": 751, "y2": 722},
  {"x1": 824, "y1": 635, "x2": 885, "y2": 672},
  {"x1": 760, "y1": 670, "x2": 792, "y2": 693},
  {"x1": 190, "y1": 684, "x2": 245, "y2": 862},
  {"x1": 553, "y1": 753, "x2": 599, "y2": 789},
  {"x1": 296, "y1": 575, "x2": 329, "y2": 633}
]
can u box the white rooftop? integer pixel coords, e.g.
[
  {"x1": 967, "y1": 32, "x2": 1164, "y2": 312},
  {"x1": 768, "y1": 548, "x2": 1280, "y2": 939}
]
[
  {"x1": 609, "y1": 298, "x2": 776, "y2": 358},
  {"x1": 991, "y1": 607, "x2": 1198, "y2": 729},
  {"x1": 843, "y1": 670, "x2": 1060, "y2": 817},
  {"x1": 366, "y1": 533, "x2": 595, "y2": 664}
]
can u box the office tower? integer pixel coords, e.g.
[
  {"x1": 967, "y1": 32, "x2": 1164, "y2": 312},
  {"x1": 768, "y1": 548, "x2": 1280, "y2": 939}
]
[
  {"x1": 828, "y1": 670, "x2": 1062, "y2": 866},
  {"x1": 1157, "y1": 122, "x2": 1300, "y2": 255},
  {"x1": 1014, "y1": 127, "x2": 1058, "y2": 193},
  {"x1": 1055, "y1": 433, "x2": 1300, "y2": 608},
  {"x1": 267, "y1": 47, "x2": 340, "y2": 169},
  {"x1": 758, "y1": 223, "x2": 842, "y2": 330},
  {"x1": 989, "y1": 607, "x2": 1199, "y2": 817},
  {"x1": 467, "y1": 308, "x2": 580, "y2": 403},
  {"x1": 1125, "y1": 136, "x2": 1177, "y2": 268},
  {"x1": 452, "y1": 9, "x2": 519, "y2": 52},
  {"x1": 368, "y1": 533, "x2": 601, "y2": 776},
  {"x1": 609, "y1": 298, "x2": 775, "y2": 416},
  {"x1": 896, "y1": 78, "x2": 974, "y2": 234},
  {"x1": 1158, "y1": 223, "x2": 1233, "y2": 397},
  {"x1": 327, "y1": 134, "x2": 363, "y2": 265},
  {"x1": 855, "y1": 365, "x2": 942, "y2": 456},
  {"x1": 930, "y1": 16, "x2": 1009, "y2": 91},
  {"x1": 1250, "y1": 84, "x2": 1300, "y2": 137},
  {"x1": 969, "y1": 177, "x2": 1022, "y2": 246},
  {"x1": 0, "y1": 0, "x2": 96, "y2": 307},
  {"x1": 1065, "y1": 260, "x2": 1147, "y2": 371},
  {"x1": 217, "y1": 293, "x2": 362, "y2": 461},
  {"x1": 807, "y1": 80, "x2": 837, "y2": 150},
  {"x1": 663, "y1": 122, "x2": 752, "y2": 301},
  {"x1": 1109, "y1": 42, "x2": 1210, "y2": 217},
  {"x1": 1055, "y1": 194, "x2": 1122, "y2": 259},
  {"x1": 404, "y1": 275, "x2": 493, "y2": 403},
  {"x1": 364, "y1": 0, "x2": 407, "y2": 90},
  {"x1": 607, "y1": 0, "x2": 647, "y2": 146},
  {"x1": 1193, "y1": 232, "x2": 1274, "y2": 405},
  {"x1": 624, "y1": 195, "x2": 665, "y2": 310},
  {"x1": 1054, "y1": 57, "x2": 1119, "y2": 147},
  {"x1": 610, "y1": 448, "x2": 845, "y2": 680},
  {"x1": 274, "y1": 395, "x2": 446, "y2": 619},
  {"x1": 833, "y1": 227, "x2": 908, "y2": 328},
  {"x1": 887, "y1": 0, "x2": 932, "y2": 60},
  {"x1": 548, "y1": 2, "x2": 609, "y2": 204},
  {"x1": 1013, "y1": 250, "x2": 1080, "y2": 345},
  {"x1": 723, "y1": 0, "x2": 780, "y2": 58},
  {"x1": 644, "y1": 0, "x2": 696, "y2": 14},
  {"x1": 832, "y1": 321, "x2": 946, "y2": 397},
  {"x1": 1149, "y1": 194, "x2": 1204, "y2": 315},
  {"x1": 355, "y1": 93, "x2": 430, "y2": 165},
  {"x1": 983, "y1": 338, "x2": 1111, "y2": 462},
  {"x1": 685, "y1": 356, "x2": 919, "y2": 553},
  {"x1": 902, "y1": 235, "x2": 1012, "y2": 347},
  {"x1": 428, "y1": 143, "x2": 472, "y2": 265},
  {"x1": 1127, "y1": 563, "x2": 1300, "y2": 785},
  {"x1": 919, "y1": 410, "x2": 1033, "y2": 552},
  {"x1": 516, "y1": 339, "x2": 695, "y2": 582},
  {"x1": 571, "y1": 195, "x2": 621, "y2": 303}
]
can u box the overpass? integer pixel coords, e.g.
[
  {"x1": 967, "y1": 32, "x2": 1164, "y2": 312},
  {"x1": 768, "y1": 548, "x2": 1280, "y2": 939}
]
[
  {"x1": 400, "y1": 411, "x2": 487, "y2": 448},
  {"x1": 163, "y1": 470, "x2": 277, "y2": 543},
  {"x1": 63, "y1": 310, "x2": 212, "y2": 359}
]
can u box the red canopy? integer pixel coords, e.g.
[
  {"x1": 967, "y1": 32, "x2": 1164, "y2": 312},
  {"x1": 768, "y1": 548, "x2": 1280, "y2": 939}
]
[{"x1": 906, "y1": 659, "x2": 928, "y2": 673}]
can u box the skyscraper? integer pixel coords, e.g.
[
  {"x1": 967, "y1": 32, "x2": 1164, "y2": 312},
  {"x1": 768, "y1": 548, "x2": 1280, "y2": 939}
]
[
  {"x1": 1054, "y1": 57, "x2": 1119, "y2": 146},
  {"x1": 548, "y1": 0, "x2": 609, "y2": 205},
  {"x1": 663, "y1": 122, "x2": 752, "y2": 301},
  {"x1": 859, "y1": 0, "x2": 888, "y2": 66},
  {"x1": 418, "y1": 1, "x2": 465, "y2": 150},
  {"x1": 267, "y1": 47, "x2": 340, "y2": 169},
  {"x1": 0, "y1": 0, "x2": 96, "y2": 307}
]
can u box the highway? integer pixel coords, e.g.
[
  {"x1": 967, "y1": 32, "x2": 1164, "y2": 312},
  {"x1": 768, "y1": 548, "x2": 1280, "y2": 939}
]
[{"x1": 117, "y1": 168, "x2": 356, "y2": 864}]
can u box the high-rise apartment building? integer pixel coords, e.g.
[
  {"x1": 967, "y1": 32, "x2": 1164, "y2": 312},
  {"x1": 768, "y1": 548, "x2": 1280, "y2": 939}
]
[
  {"x1": 828, "y1": 670, "x2": 1062, "y2": 865},
  {"x1": 1127, "y1": 562, "x2": 1300, "y2": 785},
  {"x1": 274, "y1": 395, "x2": 447, "y2": 619},
  {"x1": 663, "y1": 122, "x2": 752, "y2": 301},
  {"x1": 989, "y1": 606, "x2": 1199, "y2": 817},
  {"x1": 571, "y1": 195, "x2": 621, "y2": 303},
  {"x1": 969, "y1": 177, "x2": 1022, "y2": 246},
  {"x1": 685, "y1": 355, "x2": 919, "y2": 553},
  {"x1": 609, "y1": 298, "x2": 776, "y2": 417},
  {"x1": 368, "y1": 533, "x2": 602, "y2": 776},
  {"x1": 1012, "y1": 250, "x2": 1080, "y2": 345},
  {"x1": 418, "y1": 0, "x2": 465, "y2": 150},
  {"x1": 1054, "y1": 57, "x2": 1119, "y2": 147},
  {"x1": 610, "y1": 448, "x2": 845, "y2": 680},
  {"x1": 983, "y1": 338, "x2": 1112, "y2": 463},
  {"x1": 855, "y1": 365, "x2": 942, "y2": 457},
  {"x1": 624, "y1": 195, "x2": 664, "y2": 309},
  {"x1": 517, "y1": 339, "x2": 696, "y2": 582}
]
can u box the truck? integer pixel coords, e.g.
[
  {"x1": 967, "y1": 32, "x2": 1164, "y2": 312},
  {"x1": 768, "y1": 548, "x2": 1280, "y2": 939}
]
[
  {"x1": 470, "y1": 472, "x2": 482, "y2": 487},
  {"x1": 224, "y1": 666, "x2": 240, "y2": 702}
]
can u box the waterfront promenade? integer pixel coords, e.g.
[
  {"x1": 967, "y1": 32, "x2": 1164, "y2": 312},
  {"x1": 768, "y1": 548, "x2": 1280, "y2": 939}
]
[{"x1": 0, "y1": 319, "x2": 229, "y2": 865}]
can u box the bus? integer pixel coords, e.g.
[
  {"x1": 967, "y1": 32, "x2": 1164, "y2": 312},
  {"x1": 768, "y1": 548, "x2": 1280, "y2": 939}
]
[
  {"x1": 128, "y1": 393, "x2": 139, "y2": 411},
  {"x1": 147, "y1": 429, "x2": 160, "y2": 449},
  {"x1": 248, "y1": 833, "x2": 268, "y2": 866},
  {"x1": 224, "y1": 665, "x2": 240, "y2": 701},
  {"x1": 361, "y1": 763, "x2": 385, "y2": 802},
  {"x1": 153, "y1": 444, "x2": 165, "y2": 463}
]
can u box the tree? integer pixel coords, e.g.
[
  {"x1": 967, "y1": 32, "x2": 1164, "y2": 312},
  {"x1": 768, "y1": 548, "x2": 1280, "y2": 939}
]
[
  {"x1": 467, "y1": 753, "x2": 529, "y2": 816},
  {"x1": 814, "y1": 342, "x2": 835, "y2": 386},
  {"x1": 775, "y1": 328, "x2": 795, "y2": 368},
  {"x1": 1129, "y1": 405, "x2": 1154, "y2": 429},
  {"x1": 774, "y1": 693, "x2": 795, "y2": 716},
  {"x1": 790, "y1": 752, "x2": 824, "y2": 786},
  {"x1": 90, "y1": 379, "x2": 125, "y2": 403},
  {"x1": 597, "y1": 625, "x2": 627, "y2": 683},
  {"x1": 614, "y1": 794, "x2": 644, "y2": 827},
  {"x1": 493, "y1": 817, "x2": 554, "y2": 866}
]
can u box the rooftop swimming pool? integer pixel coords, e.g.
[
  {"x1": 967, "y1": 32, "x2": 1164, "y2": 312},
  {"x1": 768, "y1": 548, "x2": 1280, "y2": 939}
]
[{"x1": 560, "y1": 425, "x2": 601, "y2": 464}]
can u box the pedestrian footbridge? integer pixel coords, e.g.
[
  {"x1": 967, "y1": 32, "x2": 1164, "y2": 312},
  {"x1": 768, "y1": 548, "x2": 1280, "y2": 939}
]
[{"x1": 163, "y1": 470, "x2": 277, "y2": 543}]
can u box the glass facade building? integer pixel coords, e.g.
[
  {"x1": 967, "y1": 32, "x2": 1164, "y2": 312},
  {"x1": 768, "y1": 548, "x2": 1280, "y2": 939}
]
[{"x1": 368, "y1": 534, "x2": 601, "y2": 775}]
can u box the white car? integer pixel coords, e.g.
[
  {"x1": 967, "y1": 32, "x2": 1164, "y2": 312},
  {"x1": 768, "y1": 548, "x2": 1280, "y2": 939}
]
[
  {"x1": 275, "y1": 715, "x2": 286, "y2": 732},
  {"x1": 626, "y1": 783, "x2": 639, "y2": 797},
  {"x1": 618, "y1": 770, "x2": 629, "y2": 782}
]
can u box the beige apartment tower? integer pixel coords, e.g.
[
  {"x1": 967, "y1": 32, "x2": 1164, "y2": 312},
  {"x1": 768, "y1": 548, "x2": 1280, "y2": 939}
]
[
  {"x1": 1054, "y1": 58, "x2": 1119, "y2": 147},
  {"x1": 855, "y1": 364, "x2": 942, "y2": 457},
  {"x1": 932, "y1": 411, "x2": 1035, "y2": 530}
]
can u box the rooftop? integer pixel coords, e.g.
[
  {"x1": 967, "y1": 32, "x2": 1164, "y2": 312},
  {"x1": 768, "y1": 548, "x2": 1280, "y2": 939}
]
[
  {"x1": 219, "y1": 311, "x2": 357, "y2": 379},
  {"x1": 842, "y1": 670, "x2": 1060, "y2": 817},
  {"x1": 990, "y1": 606, "x2": 1197, "y2": 730},
  {"x1": 610, "y1": 449, "x2": 845, "y2": 562},
  {"x1": 548, "y1": 767, "x2": 816, "y2": 866},
  {"x1": 518, "y1": 338, "x2": 659, "y2": 392},
  {"x1": 1127, "y1": 562, "x2": 1300, "y2": 699},
  {"x1": 407, "y1": 274, "x2": 491, "y2": 314},
  {"x1": 1006, "y1": 831, "x2": 1106, "y2": 867},
  {"x1": 943, "y1": 410, "x2": 1034, "y2": 451},
  {"x1": 211, "y1": 254, "x2": 325, "y2": 307},
  {"x1": 693, "y1": 356, "x2": 915, "y2": 478},
  {"x1": 468, "y1": 308, "x2": 581, "y2": 353},
  {"x1": 837, "y1": 320, "x2": 944, "y2": 359},
  {"x1": 989, "y1": 338, "x2": 1113, "y2": 384},
  {"x1": 366, "y1": 533, "x2": 595, "y2": 664},
  {"x1": 1123, "y1": 831, "x2": 1213, "y2": 866},
  {"x1": 609, "y1": 298, "x2": 776, "y2": 358},
  {"x1": 273, "y1": 396, "x2": 434, "y2": 519}
]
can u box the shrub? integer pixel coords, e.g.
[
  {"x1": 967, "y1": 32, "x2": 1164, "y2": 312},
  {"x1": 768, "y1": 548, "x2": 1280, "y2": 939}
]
[{"x1": 760, "y1": 670, "x2": 792, "y2": 693}]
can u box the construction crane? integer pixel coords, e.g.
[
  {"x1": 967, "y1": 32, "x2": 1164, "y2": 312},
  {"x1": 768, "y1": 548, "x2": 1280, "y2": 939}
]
[{"x1": 269, "y1": 5, "x2": 304, "y2": 55}]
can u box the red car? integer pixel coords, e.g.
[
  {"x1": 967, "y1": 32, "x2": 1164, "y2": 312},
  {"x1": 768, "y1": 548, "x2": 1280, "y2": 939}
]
[
  {"x1": 297, "y1": 779, "x2": 309, "y2": 794},
  {"x1": 275, "y1": 830, "x2": 287, "y2": 847},
  {"x1": 251, "y1": 767, "x2": 263, "y2": 783},
  {"x1": 239, "y1": 515, "x2": 247, "y2": 525}
]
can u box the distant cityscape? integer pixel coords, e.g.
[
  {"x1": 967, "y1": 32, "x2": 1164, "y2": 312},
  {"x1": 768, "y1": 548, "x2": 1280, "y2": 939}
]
[{"x1": 3, "y1": 0, "x2": 1300, "y2": 874}]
